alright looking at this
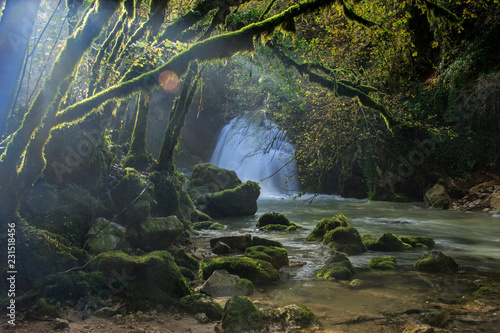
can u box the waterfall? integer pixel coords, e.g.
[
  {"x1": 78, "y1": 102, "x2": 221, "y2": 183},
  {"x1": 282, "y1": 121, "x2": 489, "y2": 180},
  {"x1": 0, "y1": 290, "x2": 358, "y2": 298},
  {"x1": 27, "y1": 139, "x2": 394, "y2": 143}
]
[{"x1": 210, "y1": 112, "x2": 299, "y2": 196}]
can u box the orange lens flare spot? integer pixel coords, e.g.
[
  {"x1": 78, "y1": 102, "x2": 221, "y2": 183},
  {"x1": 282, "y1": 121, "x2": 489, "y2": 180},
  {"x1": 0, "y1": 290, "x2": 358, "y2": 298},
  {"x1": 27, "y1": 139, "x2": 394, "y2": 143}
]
[{"x1": 159, "y1": 70, "x2": 180, "y2": 93}]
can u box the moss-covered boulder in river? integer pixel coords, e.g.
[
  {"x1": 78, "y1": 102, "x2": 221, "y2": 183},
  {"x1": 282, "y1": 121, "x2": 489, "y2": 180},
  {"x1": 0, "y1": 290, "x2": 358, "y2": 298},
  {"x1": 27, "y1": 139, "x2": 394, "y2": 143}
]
[
  {"x1": 256, "y1": 212, "x2": 302, "y2": 230},
  {"x1": 187, "y1": 163, "x2": 260, "y2": 217},
  {"x1": 362, "y1": 233, "x2": 411, "y2": 251},
  {"x1": 204, "y1": 181, "x2": 260, "y2": 217},
  {"x1": 306, "y1": 214, "x2": 350, "y2": 241},
  {"x1": 399, "y1": 235, "x2": 435, "y2": 250},
  {"x1": 316, "y1": 251, "x2": 355, "y2": 281},
  {"x1": 90, "y1": 251, "x2": 192, "y2": 308},
  {"x1": 221, "y1": 295, "x2": 263, "y2": 333},
  {"x1": 200, "y1": 269, "x2": 254, "y2": 297},
  {"x1": 245, "y1": 246, "x2": 289, "y2": 269},
  {"x1": 199, "y1": 257, "x2": 280, "y2": 285},
  {"x1": 192, "y1": 221, "x2": 224, "y2": 230},
  {"x1": 413, "y1": 250, "x2": 461, "y2": 273},
  {"x1": 322, "y1": 226, "x2": 367, "y2": 255},
  {"x1": 368, "y1": 256, "x2": 398, "y2": 271}
]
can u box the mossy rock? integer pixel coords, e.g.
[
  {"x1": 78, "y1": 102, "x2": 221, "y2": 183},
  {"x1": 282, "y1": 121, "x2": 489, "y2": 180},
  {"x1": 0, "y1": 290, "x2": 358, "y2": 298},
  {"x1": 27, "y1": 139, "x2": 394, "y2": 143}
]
[
  {"x1": 192, "y1": 221, "x2": 224, "y2": 230},
  {"x1": 148, "y1": 171, "x2": 180, "y2": 217},
  {"x1": 424, "y1": 184, "x2": 452, "y2": 209},
  {"x1": 252, "y1": 236, "x2": 284, "y2": 248},
  {"x1": 174, "y1": 248, "x2": 199, "y2": 270},
  {"x1": 111, "y1": 169, "x2": 154, "y2": 225},
  {"x1": 322, "y1": 227, "x2": 367, "y2": 255},
  {"x1": 187, "y1": 163, "x2": 242, "y2": 199},
  {"x1": 194, "y1": 210, "x2": 212, "y2": 222},
  {"x1": 122, "y1": 153, "x2": 153, "y2": 170},
  {"x1": 22, "y1": 183, "x2": 103, "y2": 246},
  {"x1": 245, "y1": 246, "x2": 289, "y2": 269},
  {"x1": 221, "y1": 296, "x2": 263, "y2": 333},
  {"x1": 263, "y1": 304, "x2": 318, "y2": 330},
  {"x1": 306, "y1": 214, "x2": 350, "y2": 241},
  {"x1": 179, "y1": 293, "x2": 224, "y2": 321},
  {"x1": 16, "y1": 220, "x2": 87, "y2": 288},
  {"x1": 413, "y1": 250, "x2": 460, "y2": 273},
  {"x1": 399, "y1": 235, "x2": 435, "y2": 249},
  {"x1": 199, "y1": 269, "x2": 254, "y2": 297},
  {"x1": 90, "y1": 251, "x2": 192, "y2": 307},
  {"x1": 199, "y1": 257, "x2": 280, "y2": 285},
  {"x1": 363, "y1": 233, "x2": 410, "y2": 252},
  {"x1": 33, "y1": 271, "x2": 107, "y2": 302},
  {"x1": 256, "y1": 212, "x2": 291, "y2": 227},
  {"x1": 368, "y1": 256, "x2": 398, "y2": 271},
  {"x1": 361, "y1": 233, "x2": 378, "y2": 249},
  {"x1": 137, "y1": 216, "x2": 185, "y2": 250},
  {"x1": 204, "y1": 181, "x2": 261, "y2": 217},
  {"x1": 86, "y1": 218, "x2": 126, "y2": 254},
  {"x1": 213, "y1": 241, "x2": 232, "y2": 254},
  {"x1": 316, "y1": 251, "x2": 355, "y2": 281},
  {"x1": 210, "y1": 234, "x2": 253, "y2": 251}
]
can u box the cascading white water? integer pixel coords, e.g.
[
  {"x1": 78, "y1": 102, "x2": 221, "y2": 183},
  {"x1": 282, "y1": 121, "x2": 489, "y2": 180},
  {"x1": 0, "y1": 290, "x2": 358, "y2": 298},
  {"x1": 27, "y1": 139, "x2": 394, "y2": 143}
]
[{"x1": 210, "y1": 112, "x2": 299, "y2": 196}]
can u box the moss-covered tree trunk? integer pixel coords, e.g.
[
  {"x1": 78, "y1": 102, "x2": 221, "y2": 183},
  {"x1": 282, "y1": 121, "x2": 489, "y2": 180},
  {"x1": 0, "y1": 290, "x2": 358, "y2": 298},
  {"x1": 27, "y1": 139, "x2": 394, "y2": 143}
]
[
  {"x1": 0, "y1": 0, "x2": 124, "y2": 224},
  {"x1": 158, "y1": 62, "x2": 200, "y2": 172},
  {"x1": 123, "y1": 91, "x2": 153, "y2": 169}
]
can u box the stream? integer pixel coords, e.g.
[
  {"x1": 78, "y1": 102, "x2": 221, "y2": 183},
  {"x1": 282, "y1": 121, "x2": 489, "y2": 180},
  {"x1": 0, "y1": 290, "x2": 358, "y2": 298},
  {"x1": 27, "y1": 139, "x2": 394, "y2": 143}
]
[
  {"x1": 193, "y1": 195, "x2": 500, "y2": 330},
  {"x1": 202, "y1": 114, "x2": 500, "y2": 330}
]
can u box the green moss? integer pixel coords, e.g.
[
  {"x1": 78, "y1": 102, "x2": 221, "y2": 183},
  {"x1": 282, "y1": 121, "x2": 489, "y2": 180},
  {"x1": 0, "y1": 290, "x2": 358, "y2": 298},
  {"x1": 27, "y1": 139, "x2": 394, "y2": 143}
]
[
  {"x1": 192, "y1": 221, "x2": 224, "y2": 230},
  {"x1": 122, "y1": 153, "x2": 153, "y2": 170},
  {"x1": 17, "y1": 220, "x2": 87, "y2": 287},
  {"x1": 413, "y1": 250, "x2": 460, "y2": 273},
  {"x1": 256, "y1": 212, "x2": 291, "y2": 227},
  {"x1": 322, "y1": 226, "x2": 366, "y2": 255},
  {"x1": 235, "y1": 278, "x2": 255, "y2": 295},
  {"x1": 221, "y1": 296, "x2": 263, "y2": 333},
  {"x1": 367, "y1": 256, "x2": 398, "y2": 271},
  {"x1": 180, "y1": 293, "x2": 224, "y2": 321},
  {"x1": 174, "y1": 248, "x2": 199, "y2": 270},
  {"x1": 90, "y1": 251, "x2": 192, "y2": 307},
  {"x1": 306, "y1": 214, "x2": 350, "y2": 241},
  {"x1": 86, "y1": 218, "x2": 125, "y2": 254},
  {"x1": 111, "y1": 169, "x2": 154, "y2": 225},
  {"x1": 363, "y1": 233, "x2": 408, "y2": 252},
  {"x1": 199, "y1": 257, "x2": 280, "y2": 285},
  {"x1": 203, "y1": 180, "x2": 260, "y2": 217},
  {"x1": 245, "y1": 246, "x2": 289, "y2": 269},
  {"x1": 399, "y1": 235, "x2": 435, "y2": 249},
  {"x1": 316, "y1": 251, "x2": 355, "y2": 281},
  {"x1": 472, "y1": 283, "x2": 500, "y2": 298},
  {"x1": 263, "y1": 305, "x2": 318, "y2": 329}
]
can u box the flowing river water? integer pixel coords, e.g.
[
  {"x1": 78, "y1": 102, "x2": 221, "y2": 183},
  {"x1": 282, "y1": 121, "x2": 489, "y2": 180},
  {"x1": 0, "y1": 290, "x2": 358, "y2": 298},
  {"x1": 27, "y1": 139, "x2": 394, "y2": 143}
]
[
  {"x1": 203, "y1": 114, "x2": 500, "y2": 330},
  {"x1": 193, "y1": 195, "x2": 500, "y2": 330}
]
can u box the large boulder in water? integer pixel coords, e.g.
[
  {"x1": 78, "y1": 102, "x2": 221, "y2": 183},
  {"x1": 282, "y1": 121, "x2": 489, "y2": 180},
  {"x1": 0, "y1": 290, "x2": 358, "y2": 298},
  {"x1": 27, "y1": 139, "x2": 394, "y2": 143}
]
[
  {"x1": 413, "y1": 250, "x2": 460, "y2": 273},
  {"x1": 187, "y1": 163, "x2": 260, "y2": 217},
  {"x1": 306, "y1": 214, "x2": 350, "y2": 241},
  {"x1": 199, "y1": 257, "x2": 280, "y2": 285},
  {"x1": 316, "y1": 251, "x2": 355, "y2": 281},
  {"x1": 424, "y1": 184, "x2": 452, "y2": 209},
  {"x1": 322, "y1": 226, "x2": 367, "y2": 255}
]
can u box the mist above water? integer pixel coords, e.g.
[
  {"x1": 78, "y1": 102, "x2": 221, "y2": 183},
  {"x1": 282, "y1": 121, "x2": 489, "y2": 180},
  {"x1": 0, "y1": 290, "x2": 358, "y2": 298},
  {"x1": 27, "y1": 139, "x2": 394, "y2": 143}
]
[{"x1": 210, "y1": 112, "x2": 299, "y2": 196}]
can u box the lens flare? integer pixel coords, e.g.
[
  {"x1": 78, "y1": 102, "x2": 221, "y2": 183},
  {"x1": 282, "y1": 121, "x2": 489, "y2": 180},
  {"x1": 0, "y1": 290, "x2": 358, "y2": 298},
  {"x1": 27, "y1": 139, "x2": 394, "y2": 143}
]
[{"x1": 159, "y1": 70, "x2": 180, "y2": 93}]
